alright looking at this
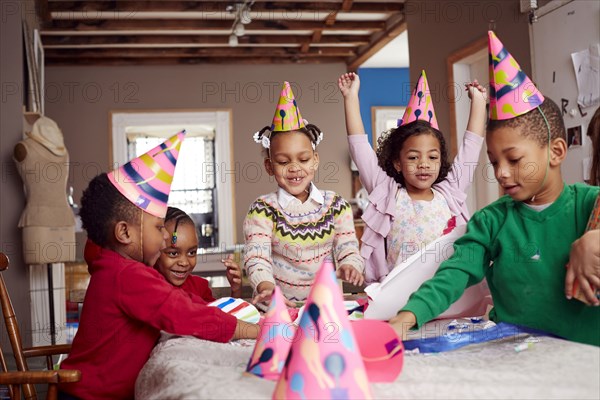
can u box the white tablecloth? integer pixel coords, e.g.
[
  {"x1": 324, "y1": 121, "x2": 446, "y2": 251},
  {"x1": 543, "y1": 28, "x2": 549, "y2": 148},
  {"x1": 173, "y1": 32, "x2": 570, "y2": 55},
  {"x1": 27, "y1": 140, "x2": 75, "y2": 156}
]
[{"x1": 136, "y1": 325, "x2": 600, "y2": 400}]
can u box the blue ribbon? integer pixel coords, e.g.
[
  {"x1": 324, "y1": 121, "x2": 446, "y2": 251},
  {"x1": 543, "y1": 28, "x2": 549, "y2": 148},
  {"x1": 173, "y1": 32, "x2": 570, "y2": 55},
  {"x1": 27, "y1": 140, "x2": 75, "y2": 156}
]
[{"x1": 402, "y1": 322, "x2": 557, "y2": 353}]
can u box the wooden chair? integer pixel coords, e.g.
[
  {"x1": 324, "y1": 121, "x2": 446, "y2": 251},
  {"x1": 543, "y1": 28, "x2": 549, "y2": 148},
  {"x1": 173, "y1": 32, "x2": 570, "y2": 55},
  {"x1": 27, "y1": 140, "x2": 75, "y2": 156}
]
[{"x1": 0, "y1": 252, "x2": 80, "y2": 399}]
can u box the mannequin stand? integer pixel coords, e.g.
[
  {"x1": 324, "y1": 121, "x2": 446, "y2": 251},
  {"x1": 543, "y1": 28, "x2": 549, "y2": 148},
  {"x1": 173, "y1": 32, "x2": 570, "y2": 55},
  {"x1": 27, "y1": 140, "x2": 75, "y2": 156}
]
[{"x1": 47, "y1": 263, "x2": 56, "y2": 345}]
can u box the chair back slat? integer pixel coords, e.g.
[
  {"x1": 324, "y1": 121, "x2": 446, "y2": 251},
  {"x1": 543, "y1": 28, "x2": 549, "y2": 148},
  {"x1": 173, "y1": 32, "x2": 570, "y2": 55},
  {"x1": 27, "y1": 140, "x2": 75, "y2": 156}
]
[{"x1": 0, "y1": 254, "x2": 37, "y2": 399}]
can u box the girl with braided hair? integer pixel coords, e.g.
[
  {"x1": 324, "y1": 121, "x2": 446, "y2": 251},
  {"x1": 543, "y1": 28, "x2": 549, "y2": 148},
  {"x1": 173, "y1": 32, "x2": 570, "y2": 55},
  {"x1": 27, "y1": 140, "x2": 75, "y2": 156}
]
[
  {"x1": 244, "y1": 82, "x2": 365, "y2": 308},
  {"x1": 155, "y1": 206, "x2": 243, "y2": 299}
]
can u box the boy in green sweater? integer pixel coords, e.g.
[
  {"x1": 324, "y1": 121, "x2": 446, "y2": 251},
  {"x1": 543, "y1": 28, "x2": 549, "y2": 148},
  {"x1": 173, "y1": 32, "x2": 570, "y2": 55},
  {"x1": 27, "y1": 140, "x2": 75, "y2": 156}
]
[{"x1": 390, "y1": 32, "x2": 599, "y2": 346}]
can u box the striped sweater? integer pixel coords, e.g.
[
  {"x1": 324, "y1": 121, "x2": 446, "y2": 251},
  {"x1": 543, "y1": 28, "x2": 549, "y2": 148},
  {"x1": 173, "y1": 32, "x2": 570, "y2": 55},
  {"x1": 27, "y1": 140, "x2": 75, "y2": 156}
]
[{"x1": 243, "y1": 190, "x2": 364, "y2": 301}]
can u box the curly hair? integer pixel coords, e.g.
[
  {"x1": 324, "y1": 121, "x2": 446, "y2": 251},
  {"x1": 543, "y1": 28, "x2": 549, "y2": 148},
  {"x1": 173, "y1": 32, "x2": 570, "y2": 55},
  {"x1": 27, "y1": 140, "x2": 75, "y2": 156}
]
[
  {"x1": 487, "y1": 97, "x2": 566, "y2": 146},
  {"x1": 79, "y1": 173, "x2": 140, "y2": 247},
  {"x1": 375, "y1": 120, "x2": 451, "y2": 186},
  {"x1": 255, "y1": 123, "x2": 323, "y2": 157}
]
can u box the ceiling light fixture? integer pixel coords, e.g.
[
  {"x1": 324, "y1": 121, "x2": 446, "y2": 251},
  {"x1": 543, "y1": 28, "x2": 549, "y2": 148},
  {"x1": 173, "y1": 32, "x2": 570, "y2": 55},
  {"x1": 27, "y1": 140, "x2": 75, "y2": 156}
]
[
  {"x1": 227, "y1": 1, "x2": 253, "y2": 46},
  {"x1": 234, "y1": 22, "x2": 245, "y2": 37}
]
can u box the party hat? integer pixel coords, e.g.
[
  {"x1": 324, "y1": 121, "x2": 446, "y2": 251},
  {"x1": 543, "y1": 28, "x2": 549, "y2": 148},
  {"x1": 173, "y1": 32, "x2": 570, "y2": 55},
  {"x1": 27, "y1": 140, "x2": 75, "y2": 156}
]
[
  {"x1": 108, "y1": 131, "x2": 185, "y2": 218},
  {"x1": 351, "y1": 319, "x2": 404, "y2": 382},
  {"x1": 272, "y1": 258, "x2": 372, "y2": 399},
  {"x1": 398, "y1": 70, "x2": 439, "y2": 130},
  {"x1": 246, "y1": 287, "x2": 295, "y2": 380},
  {"x1": 271, "y1": 81, "x2": 305, "y2": 132},
  {"x1": 488, "y1": 31, "x2": 544, "y2": 120}
]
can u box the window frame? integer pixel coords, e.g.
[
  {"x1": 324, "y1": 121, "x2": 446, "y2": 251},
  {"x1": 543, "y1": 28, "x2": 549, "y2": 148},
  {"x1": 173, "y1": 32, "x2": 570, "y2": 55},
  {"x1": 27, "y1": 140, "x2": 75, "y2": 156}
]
[{"x1": 109, "y1": 109, "x2": 235, "y2": 246}]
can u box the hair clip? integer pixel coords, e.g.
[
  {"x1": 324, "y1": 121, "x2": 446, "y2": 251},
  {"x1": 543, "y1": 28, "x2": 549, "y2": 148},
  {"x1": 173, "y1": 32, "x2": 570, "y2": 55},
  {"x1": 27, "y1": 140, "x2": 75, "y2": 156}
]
[
  {"x1": 253, "y1": 131, "x2": 271, "y2": 149},
  {"x1": 171, "y1": 231, "x2": 178, "y2": 245},
  {"x1": 311, "y1": 131, "x2": 324, "y2": 150}
]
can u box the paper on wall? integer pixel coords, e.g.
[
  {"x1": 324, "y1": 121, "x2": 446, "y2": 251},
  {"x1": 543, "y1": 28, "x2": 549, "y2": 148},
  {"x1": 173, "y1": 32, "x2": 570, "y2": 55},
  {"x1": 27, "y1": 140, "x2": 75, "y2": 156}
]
[{"x1": 571, "y1": 44, "x2": 600, "y2": 108}]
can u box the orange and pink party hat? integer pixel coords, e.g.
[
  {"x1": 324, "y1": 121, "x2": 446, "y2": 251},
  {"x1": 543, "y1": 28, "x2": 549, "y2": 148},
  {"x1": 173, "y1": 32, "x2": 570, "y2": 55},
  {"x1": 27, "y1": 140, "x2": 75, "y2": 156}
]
[
  {"x1": 398, "y1": 70, "x2": 439, "y2": 130},
  {"x1": 271, "y1": 82, "x2": 305, "y2": 132},
  {"x1": 246, "y1": 286, "x2": 295, "y2": 380},
  {"x1": 108, "y1": 131, "x2": 185, "y2": 218},
  {"x1": 272, "y1": 258, "x2": 372, "y2": 399},
  {"x1": 488, "y1": 31, "x2": 544, "y2": 120}
]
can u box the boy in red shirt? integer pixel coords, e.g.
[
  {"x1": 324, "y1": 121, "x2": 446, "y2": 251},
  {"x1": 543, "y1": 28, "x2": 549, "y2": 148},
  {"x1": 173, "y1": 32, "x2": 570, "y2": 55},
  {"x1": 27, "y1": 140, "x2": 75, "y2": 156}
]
[{"x1": 59, "y1": 132, "x2": 258, "y2": 399}]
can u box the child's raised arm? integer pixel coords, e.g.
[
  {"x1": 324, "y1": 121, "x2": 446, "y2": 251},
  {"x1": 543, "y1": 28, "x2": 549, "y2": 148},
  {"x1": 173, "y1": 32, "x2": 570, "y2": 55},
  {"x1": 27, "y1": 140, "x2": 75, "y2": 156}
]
[
  {"x1": 338, "y1": 72, "x2": 366, "y2": 136},
  {"x1": 465, "y1": 79, "x2": 488, "y2": 137}
]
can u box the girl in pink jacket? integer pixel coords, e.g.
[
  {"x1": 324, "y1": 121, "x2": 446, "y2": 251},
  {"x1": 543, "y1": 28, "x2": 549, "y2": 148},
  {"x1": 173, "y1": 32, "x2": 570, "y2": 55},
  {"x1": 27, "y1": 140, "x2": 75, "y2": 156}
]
[{"x1": 338, "y1": 71, "x2": 487, "y2": 283}]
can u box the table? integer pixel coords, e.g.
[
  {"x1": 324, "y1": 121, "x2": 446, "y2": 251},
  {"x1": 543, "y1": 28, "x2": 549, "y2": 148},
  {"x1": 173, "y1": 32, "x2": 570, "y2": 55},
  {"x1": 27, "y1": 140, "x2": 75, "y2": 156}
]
[{"x1": 135, "y1": 320, "x2": 600, "y2": 399}]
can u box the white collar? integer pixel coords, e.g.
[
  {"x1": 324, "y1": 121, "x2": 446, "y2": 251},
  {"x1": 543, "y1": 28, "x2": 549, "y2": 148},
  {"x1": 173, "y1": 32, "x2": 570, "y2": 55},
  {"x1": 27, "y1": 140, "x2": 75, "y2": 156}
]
[{"x1": 277, "y1": 182, "x2": 324, "y2": 208}]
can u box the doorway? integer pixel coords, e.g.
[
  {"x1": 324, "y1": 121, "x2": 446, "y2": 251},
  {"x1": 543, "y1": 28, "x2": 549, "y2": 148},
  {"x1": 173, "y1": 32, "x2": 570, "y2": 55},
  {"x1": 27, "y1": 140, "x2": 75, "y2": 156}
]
[{"x1": 448, "y1": 38, "x2": 500, "y2": 213}]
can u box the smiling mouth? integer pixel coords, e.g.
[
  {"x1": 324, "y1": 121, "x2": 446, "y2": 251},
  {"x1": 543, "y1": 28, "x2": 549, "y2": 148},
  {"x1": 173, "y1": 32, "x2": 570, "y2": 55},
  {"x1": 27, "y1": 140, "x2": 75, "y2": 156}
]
[
  {"x1": 170, "y1": 270, "x2": 188, "y2": 279},
  {"x1": 288, "y1": 176, "x2": 304, "y2": 183}
]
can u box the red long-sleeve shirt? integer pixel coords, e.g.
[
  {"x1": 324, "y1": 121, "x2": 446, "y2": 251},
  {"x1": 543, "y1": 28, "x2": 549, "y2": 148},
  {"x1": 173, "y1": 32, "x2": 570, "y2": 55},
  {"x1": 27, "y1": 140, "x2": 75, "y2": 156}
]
[{"x1": 59, "y1": 241, "x2": 236, "y2": 399}]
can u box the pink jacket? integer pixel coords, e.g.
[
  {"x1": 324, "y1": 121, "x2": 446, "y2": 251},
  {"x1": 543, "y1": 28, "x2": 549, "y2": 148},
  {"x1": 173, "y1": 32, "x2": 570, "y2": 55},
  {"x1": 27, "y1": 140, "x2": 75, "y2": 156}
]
[{"x1": 348, "y1": 132, "x2": 484, "y2": 283}]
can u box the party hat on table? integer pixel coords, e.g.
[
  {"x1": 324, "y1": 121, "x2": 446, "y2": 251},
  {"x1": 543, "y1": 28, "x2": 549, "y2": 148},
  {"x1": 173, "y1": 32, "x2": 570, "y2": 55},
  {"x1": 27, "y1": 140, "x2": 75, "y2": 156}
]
[
  {"x1": 271, "y1": 81, "x2": 305, "y2": 132},
  {"x1": 272, "y1": 258, "x2": 372, "y2": 400},
  {"x1": 398, "y1": 70, "x2": 439, "y2": 130},
  {"x1": 351, "y1": 319, "x2": 404, "y2": 382},
  {"x1": 246, "y1": 286, "x2": 295, "y2": 380},
  {"x1": 488, "y1": 31, "x2": 544, "y2": 120},
  {"x1": 108, "y1": 131, "x2": 185, "y2": 218}
]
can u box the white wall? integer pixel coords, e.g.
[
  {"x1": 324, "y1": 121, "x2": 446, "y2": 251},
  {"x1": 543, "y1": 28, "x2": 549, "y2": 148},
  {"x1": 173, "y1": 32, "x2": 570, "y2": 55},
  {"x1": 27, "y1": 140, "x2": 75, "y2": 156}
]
[{"x1": 531, "y1": 0, "x2": 600, "y2": 183}]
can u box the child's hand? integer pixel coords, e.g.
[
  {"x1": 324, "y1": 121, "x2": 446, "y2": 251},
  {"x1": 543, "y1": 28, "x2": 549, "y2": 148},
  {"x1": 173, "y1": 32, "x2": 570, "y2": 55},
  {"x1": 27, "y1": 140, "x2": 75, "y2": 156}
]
[
  {"x1": 465, "y1": 79, "x2": 488, "y2": 104},
  {"x1": 389, "y1": 311, "x2": 416, "y2": 341},
  {"x1": 465, "y1": 79, "x2": 487, "y2": 137},
  {"x1": 336, "y1": 264, "x2": 365, "y2": 287},
  {"x1": 565, "y1": 230, "x2": 600, "y2": 305},
  {"x1": 338, "y1": 72, "x2": 360, "y2": 98},
  {"x1": 222, "y1": 254, "x2": 242, "y2": 298},
  {"x1": 252, "y1": 281, "x2": 297, "y2": 308}
]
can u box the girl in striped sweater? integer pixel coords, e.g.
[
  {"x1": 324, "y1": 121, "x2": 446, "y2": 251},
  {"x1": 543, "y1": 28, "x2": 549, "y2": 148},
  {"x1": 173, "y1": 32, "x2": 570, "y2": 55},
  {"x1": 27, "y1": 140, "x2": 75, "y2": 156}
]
[{"x1": 244, "y1": 81, "x2": 365, "y2": 306}]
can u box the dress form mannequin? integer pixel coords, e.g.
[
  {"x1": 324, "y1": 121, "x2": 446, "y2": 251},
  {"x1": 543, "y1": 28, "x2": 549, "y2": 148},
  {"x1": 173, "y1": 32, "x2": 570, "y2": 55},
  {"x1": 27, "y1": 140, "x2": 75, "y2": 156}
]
[{"x1": 13, "y1": 116, "x2": 76, "y2": 264}]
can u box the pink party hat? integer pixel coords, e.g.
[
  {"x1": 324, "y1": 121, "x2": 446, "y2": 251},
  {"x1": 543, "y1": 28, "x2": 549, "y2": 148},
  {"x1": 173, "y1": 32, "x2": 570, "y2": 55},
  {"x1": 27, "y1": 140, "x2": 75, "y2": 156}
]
[
  {"x1": 398, "y1": 70, "x2": 439, "y2": 130},
  {"x1": 351, "y1": 319, "x2": 404, "y2": 382},
  {"x1": 271, "y1": 82, "x2": 305, "y2": 132},
  {"x1": 108, "y1": 131, "x2": 185, "y2": 218},
  {"x1": 246, "y1": 287, "x2": 295, "y2": 380},
  {"x1": 488, "y1": 31, "x2": 544, "y2": 120},
  {"x1": 272, "y1": 259, "x2": 372, "y2": 399}
]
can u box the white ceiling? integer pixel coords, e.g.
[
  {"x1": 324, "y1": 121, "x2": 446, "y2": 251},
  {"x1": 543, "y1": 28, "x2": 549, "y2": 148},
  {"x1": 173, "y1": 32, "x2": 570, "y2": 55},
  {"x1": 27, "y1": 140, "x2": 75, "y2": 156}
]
[{"x1": 361, "y1": 30, "x2": 409, "y2": 68}]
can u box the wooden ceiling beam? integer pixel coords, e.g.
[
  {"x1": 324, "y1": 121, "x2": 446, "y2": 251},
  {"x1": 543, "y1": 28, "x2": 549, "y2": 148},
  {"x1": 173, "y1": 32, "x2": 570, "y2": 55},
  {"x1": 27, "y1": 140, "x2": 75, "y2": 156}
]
[
  {"x1": 49, "y1": 1, "x2": 403, "y2": 13},
  {"x1": 45, "y1": 56, "x2": 349, "y2": 66},
  {"x1": 44, "y1": 47, "x2": 355, "y2": 59},
  {"x1": 36, "y1": 0, "x2": 52, "y2": 23},
  {"x1": 42, "y1": 34, "x2": 369, "y2": 46},
  {"x1": 346, "y1": 14, "x2": 406, "y2": 70},
  {"x1": 42, "y1": 19, "x2": 385, "y2": 32},
  {"x1": 301, "y1": 29, "x2": 323, "y2": 53}
]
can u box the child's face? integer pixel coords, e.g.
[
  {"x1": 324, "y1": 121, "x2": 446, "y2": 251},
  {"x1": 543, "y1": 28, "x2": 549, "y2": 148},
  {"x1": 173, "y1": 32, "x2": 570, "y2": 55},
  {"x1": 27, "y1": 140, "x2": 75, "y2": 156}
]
[
  {"x1": 265, "y1": 131, "x2": 319, "y2": 202},
  {"x1": 137, "y1": 212, "x2": 170, "y2": 266},
  {"x1": 155, "y1": 221, "x2": 198, "y2": 287},
  {"x1": 487, "y1": 126, "x2": 550, "y2": 202},
  {"x1": 393, "y1": 133, "x2": 441, "y2": 195}
]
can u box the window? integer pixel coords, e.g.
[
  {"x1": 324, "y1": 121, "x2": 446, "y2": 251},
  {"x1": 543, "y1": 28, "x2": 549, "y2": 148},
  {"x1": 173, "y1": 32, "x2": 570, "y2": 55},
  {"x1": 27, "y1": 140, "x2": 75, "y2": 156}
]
[{"x1": 111, "y1": 110, "x2": 235, "y2": 248}]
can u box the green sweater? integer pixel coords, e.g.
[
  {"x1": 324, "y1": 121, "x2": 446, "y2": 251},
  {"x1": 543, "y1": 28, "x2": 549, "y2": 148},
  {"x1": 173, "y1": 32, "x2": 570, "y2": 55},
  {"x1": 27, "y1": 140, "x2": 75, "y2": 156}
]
[{"x1": 403, "y1": 183, "x2": 600, "y2": 346}]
